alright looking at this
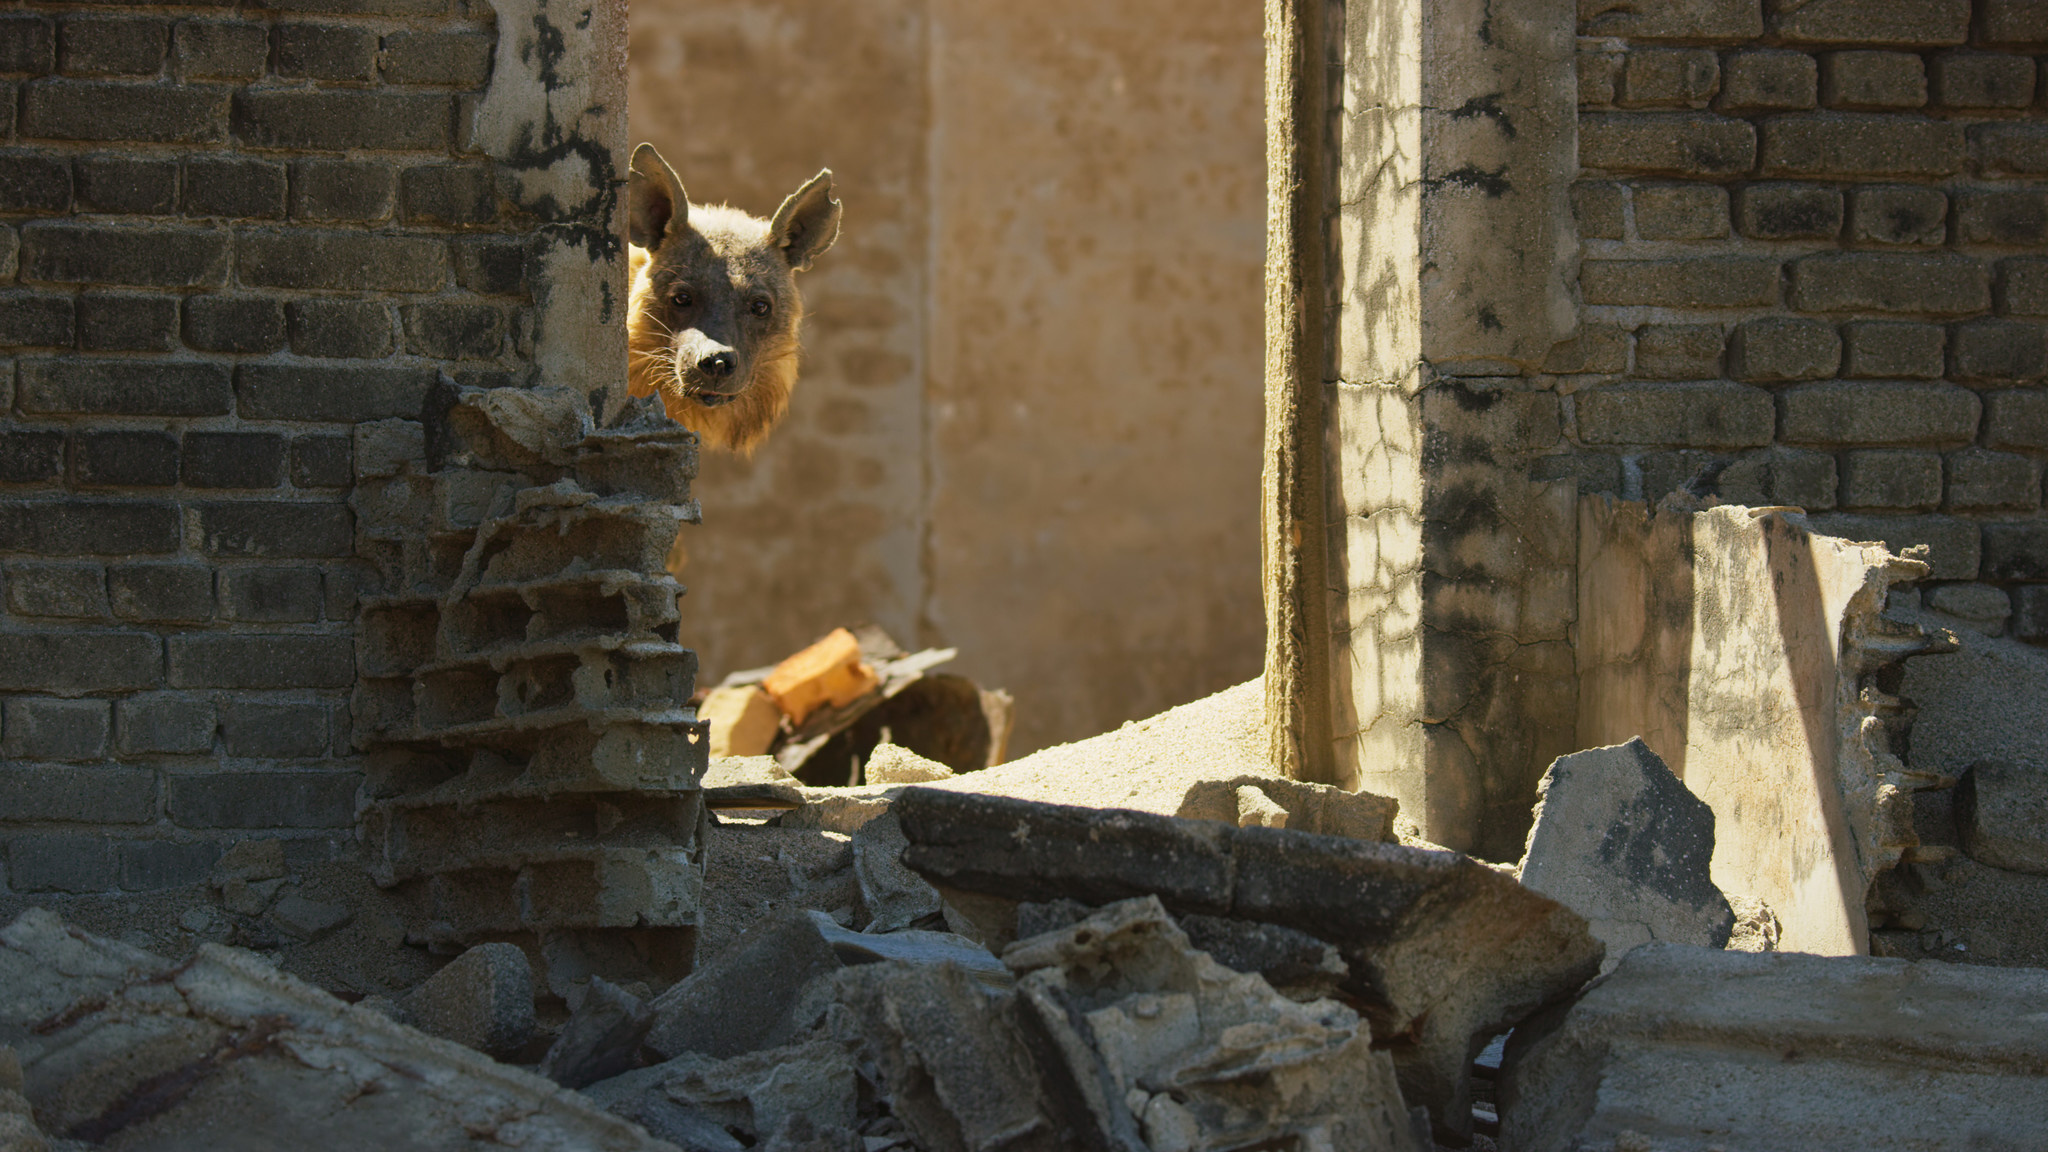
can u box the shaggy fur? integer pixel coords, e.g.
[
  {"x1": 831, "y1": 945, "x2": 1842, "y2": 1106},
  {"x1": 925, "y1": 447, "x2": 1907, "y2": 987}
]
[{"x1": 626, "y1": 143, "x2": 841, "y2": 455}]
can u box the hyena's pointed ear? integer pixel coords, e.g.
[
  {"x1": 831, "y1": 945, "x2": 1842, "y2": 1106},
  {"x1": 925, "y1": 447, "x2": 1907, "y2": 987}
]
[
  {"x1": 628, "y1": 143, "x2": 689, "y2": 250},
  {"x1": 770, "y1": 169, "x2": 841, "y2": 272}
]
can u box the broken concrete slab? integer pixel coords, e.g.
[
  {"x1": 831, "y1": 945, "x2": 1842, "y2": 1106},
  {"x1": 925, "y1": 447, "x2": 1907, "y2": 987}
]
[
  {"x1": 589, "y1": 1038, "x2": 863, "y2": 1150},
  {"x1": 1500, "y1": 942, "x2": 2048, "y2": 1152},
  {"x1": 852, "y1": 810, "x2": 943, "y2": 932},
  {"x1": 0, "y1": 909, "x2": 677, "y2": 1150},
  {"x1": 1956, "y1": 761, "x2": 2048, "y2": 876},
  {"x1": 896, "y1": 787, "x2": 1600, "y2": 1140},
  {"x1": 541, "y1": 974, "x2": 655, "y2": 1090},
  {"x1": 1015, "y1": 898, "x2": 1347, "y2": 1002},
  {"x1": 647, "y1": 908, "x2": 844, "y2": 1060},
  {"x1": 1517, "y1": 737, "x2": 1734, "y2": 969},
  {"x1": 396, "y1": 940, "x2": 537, "y2": 1060},
  {"x1": 804, "y1": 911, "x2": 1008, "y2": 989},
  {"x1": 1174, "y1": 774, "x2": 1398, "y2": 840}
]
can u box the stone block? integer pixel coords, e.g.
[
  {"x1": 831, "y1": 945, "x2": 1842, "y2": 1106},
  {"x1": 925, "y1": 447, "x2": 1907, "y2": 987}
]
[
  {"x1": 232, "y1": 89, "x2": 452, "y2": 152},
  {"x1": 1716, "y1": 446, "x2": 1838, "y2": 509},
  {"x1": 1, "y1": 696, "x2": 109, "y2": 761},
  {"x1": 1979, "y1": 0, "x2": 2048, "y2": 45},
  {"x1": 1946, "y1": 448, "x2": 2039, "y2": 510},
  {"x1": 1619, "y1": 48, "x2": 1719, "y2": 106},
  {"x1": 22, "y1": 78, "x2": 226, "y2": 143},
  {"x1": 1579, "y1": 381, "x2": 1774, "y2": 447},
  {"x1": 1729, "y1": 316, "x2": 1839, "y2": 380},
  {"x1": 0, "y1": 15, "x2": 53, "y2": 75},
  {"x1": 290, "y1": 434, "x2": 353, "y2": 489},
  {"x1": 1773, "y1": 0, "x2": 1971, "y2": 45},
  {"x1": 1983, "y1": 521, "x2": 2048, "y2": 580},
  {"x1": 1808, "y1": 511, "x2": 1982, "y2": 578},
  {"x1": 0, "y1": 631, "x2": 162, "y2": 693},
  {"x1": 1924, "y1": 583, "x2": 2014, "y2": 634},
  {"x1": 1633, "y1": 324, "x2": 1724, "y2": 378},
  {"x1": 219, "y1": 567, "x2": 322, "y2": 623},
  {"x1": 287, "y1": 298, "x2": 395, "y2": 360},
  {"x1": 274, "y1": 23, "x2": 378, "y2": 83},
  {"x1": 73, "y1": 155, "x2": 174, "y2": 214},
  {"x1": 195, "y1": 501, "x2": 351, "y2": 558},
  {"x1": 0, "y1": 291, "x2": 72, "y2": 349},
  {"x1": 1631, "y1": 184, "x2": 1727, "y2": 239},
  {"x1": 1839, "y1": 448, "x2": 1943, "y2": 510},
  {"x1": 0, "y1": 765, "x2": 153, "y2": 826},
  {"x1": 78, "y1": 292, "x2": 176, "y2": 353},
  {"x1": 8, "y1": 835, "x2": 115, "y2": 893},
  {"x1": 1985, "y1": 388, "x2": 2048, "y2": 450},
  {"x1": 2001, "y1": 259, "x2": 2048, "y2": 317},
  {"x1": 1931, "y1": 51, "x2": 2036, "y2": 107},
  {"x1": 6, "y1": 562, "x2": 104, "y2": 624},
  {"x1": 1958, "y1": 189, "x2": 2048, "y2": 248},
  {"x1": 1842, "y1": 320, "x2": 1945, "y2": 377},
  {"x1": 1821, "y1": 50, "x2": 1927, "y2": 107},
  {"x1": 21, "y1": 221, "x2": 227, "y2": 287},
  {"x1": 1779, "y1": 380, "x2": 1979, "y2": 446},
  {"x1": 288, "y1": 159, "x2": 395, "y2": 222},
  {"x1": 1847, "y1": 185, "x2": 1948, "y2": 245},
  {"x1": 1956, "y1": 761, "x2": 2048, "y2": 876},
  {"x1": 402, "y1": 299, "x2": 506, "y2": 360},
  {"x1": 1952, "y1": 319, "x2": 2047, "y2": 382},
  {"x1": 241, "y1": 363, "x2": 434, "y2": 423},
  {"x1": 0, "y1": 500, "x2": 180, "y2": 556},
  {"x1": 115, "y1": 692, "x2": 215, "y2": 755},
  {"x1": 646, "y1": 908, "x2": 845, "y2": 1060},
  {"x1": 58, "y1": 15, "x2": 166, "y2": 77},
  {"x1": 119, "y1": 839, "x2": 219, "y2": 890},
  {"x1": 398, "y1": 163, "x2": 496, "y2": 227},
  {"x1": 182, "y1": 430, "x2": 285, "y2": 489},
  {"x1": 237, "y1": 229, "x2": 446, "y2": 292},
  {"x1": 108, "y1": 563, "x2": 212, "y2": 623},
  {"x1": 1579, "y1": 0, "x2": 1762, "y2": 40},
  {"x1": 72, "y1": 430, "x2": 177, "y2": 488},
  {"x1": 166, "y1": 769, "x2": 359, "y2": 828},
  {"x1": 381, "y1": 30, "x2": 495, "y2": 88},
  {"x1": 183, "y1": 294, "x2": 286, "y2": 354},
  {"x1": 1717, "y1": 49, "x2": 1817, "y2": 111},
  {"x1": 172, "y1": 20, "x2": 267, "y2": 81},
  {"x1": 180, "y1": 155, "x2": 285, "y2": 220},
  {"x1": 1760, "y1": 113, "x2": 1962, "y2": 176},
  {"x1": 1972, "y1": 122, "x2": 2048, "y2": 175},
  {"x1": 1518, "y1": 738, "x2": 1733, "y2": 969},
  {"x1": 1501, "y1": 944, "x2": 2048, "y2": 1152},
  {"x1": 1570, "y1": 181, "x2": 1625, "y2": 239},
  {"x1": 1788, "y1": 252, "x2": 1988, "y2": 314},
  {"x1": 0, "y1": 152, "x2": 68, "y2": 214},
  {"x1": 1578, "y1": 113, "x2": 1755, "y2": 174},
  {"x1": 168, "y1": 632, "x2": 352, "y2": 689},
  {"x1": 1582, "y1": 257, "x2": 1780, "y2": 308},
  {"x1": 218, "y1": 692, "x2": 324, "y2": 759},
  {"x1": 0, "y1": 429, "x2": 63, "y2": 485}
]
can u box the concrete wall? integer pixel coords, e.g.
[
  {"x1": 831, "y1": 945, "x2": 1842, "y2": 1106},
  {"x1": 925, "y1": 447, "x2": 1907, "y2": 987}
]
[{"x1": 627, "y1": 0, "x2": 1267, "y2": 756}]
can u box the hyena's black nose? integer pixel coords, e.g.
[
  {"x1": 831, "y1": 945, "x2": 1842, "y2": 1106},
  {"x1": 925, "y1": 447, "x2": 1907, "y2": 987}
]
[{"x1": 699, "y1": 351, "x2": 736, "y2": 378}]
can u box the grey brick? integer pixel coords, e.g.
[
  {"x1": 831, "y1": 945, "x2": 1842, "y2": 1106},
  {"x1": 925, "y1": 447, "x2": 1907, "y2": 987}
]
[
  {"x1": 0, "y1": 430, "x2": 64, "y2": 485},
  {"x1": 380, "y1": 30, "x2": 494, "y2": 88},
  {"x1": 2014, "y1": 585, "x2": 2048, "y2": 642},
  {"x1": 220, "y1": 698, "x2": 327, "y2": 756},
  {"x1": 263, "y1": 0, "x2": 447, "y2": 15},
  {"x1": 1532, "y1": 452, "x2": 1623, "y2": 495},
  {"x1": 1838, "y1": 448, "x2": 1943, "y2": 510},
  {"x1": 289, "y1": 159, "x2": 394, "y2": 222},
  {"x1": 353, "y1": 419, "x2": 425, "y2": 478},
  {"x1": 1971, "y1": 123, "x2": 2048, "y2": 175},
  {"x1": 1541, "y1": 324, "x2": 1629, "y2": 374},
  {"x1": 172, "y1": 20, "x2": 266, "y2": 81},
  {"x1": 121, "y1": 839, "x2": 220, "y2": 889},
  {"x1": 1580, "y1": 46, "x2": 1620, "y2": 106},
  {"x1": 1951, "y1": 319, "x2": 2048, "y2": 383},
  {"x1": 168, "y1": 770, "x2": 358, "y2": 829},
  {"x1": 1619, "y1": 49, "x2": 1719, "y2": 107},
  {"x1": 1632, "y1": 184, "x2": 1728, "y2": 239},
  {"x1": 0, "y1": 16, "x2": 54, "y2": 76},
  {"x1": 290, "y1": 434, "x2": 352, "y2": 489},
  {"x1": 452, "y1": 236, "x2": 527, "y2": 297},
  {"x1": 1717, "y1": 446, "x2": 1838, "y2": 509},
  {"x1": 1640, "y1": 450, "x2": 1727, "y2": 501},
  {"x1": 274, "y1": 23, "x2": 378, "y2": 82},
  {"x1": 1779, "y1": 380, "x2": 1980, "y2": 446},
  {"x1": 22, "y1": 78, "x2": 227, "y2": 143},
  {"x1": 0, "y1": 228, "x2": 17, "y2": 280},
  {"x1": 0, "y1": 631, "x2": 162, "y2": 693},
  {"x1": 195, "y1": 501, "x2": 351, "y2": 558},
  {"x1": 74, "y1": 154, "x2": 176, "y2": 214},
  {"x1": 1931, "y1": 52, "x2": 2036, "y2": 108},
  {"x1": 9, "y1": 835, "x2": 117, "y2": 893},
  {"x1": 1773, "y1": 0, "x2": 1971, "y2": 46},
  {"x1": 0, "y1": 152, "x2": 71, "y2": 212},
  {"x1": 21, "y1": 221, "x2": 227, "y2": 287},
  {"x1": 1578, "y1": 381, "x2": 1774, "y2": 447},
  {"x1": 58, "y1": 16, "x2": 167, "y2": 78},
  {"x1": 168, "y1": 633, "x2": 352, "y2": 690},
  {"x1": 1583, "y1": 258, "x2": 1780, "y2": 308},
  {"x1": 398, "y1": 163, "x2": 495, "y2": 226},
  {"x1": 108, "y1": 562, "x2": 212, "y2": 622},
  {"x1": 1580, "y1": 0, "x2": 1761, "y2": 40},
  {"x1": 1984, "y1": 523, "x2": 2048, "y2": 581},
  {"x1": 0, "y1": 291, "x2": 76, "y2": 348},
  {"x1": 0, "y1": 501, "x2": 177, "y2": 557},
  {"x1": 1957, "y1": 189, "x2": 2048, "y2": 247},
  {"x1": 2002, "y1": 259, "x2": 2048, "y2": 317},
  {"x1": 1734, "y1": 182, "x2": 1842, "y2": 240},
  {"x1": 1843, "y1": 321, "x2": 1945, "y2": 377},
  {"x1": 1979, "y1": 0, "x2": 2048, "y2": 46},
  {"x1": 401, "y1": 300, "x2": 505, "y2": 360},
  {"x1": 1, "y1": 696, "x2": 109, "y2": 761},
  {"x1": 286, "y1": 298, "x2": 393, "y2": 359},
  {"x1": 1729, "y1": 317, "x2": 1840, "y2": 381},
  {"x1": 72, "y1": 430, "x2": 178, "y2": 488},
  {"x1": 233, "y1": 89, "x2": 450, "y2": 152},
  {"x1": 183, "y1": 430, "x2": 284, "y2": 489},
  {"x1": 1718, "y1": 49, "x2": 1817, "y2": 111},
  {"x1": 1759, "y1": 113, "x2": 1963, "y2": 176},
  {"x1": 180, "y1": 155, "x2": 285, "y2": 220},
  {"x1": 115, "y1": 692, "x2": 214, "y2": 754},
  {"x1": 1579, "y1": 113, "x2": 1755, "y2": 175},
  {"x1": 19, "y1": 358, "x2": 232, "y2": 416},
  {"x1": 237, "y1": 229, "x2": 446, "y2": 292},
  {"x1": 1788, "y1": 252, "x2": 1988, "y2": 314},
  {"x1": 77, "y1": 292, "x2": 177, "y2": 352},
  {"x1": 1820, "y1": 51, "x2": 1927, "y2": 108},
  {"x1": 1572, "y1": 181, "x2": 1626, "y2": 240},
  {"x1": 5, "y1": 561, "x2": 105, "y2": 618},
  {"x1": 1947, "y1": 449, "x2": 2039, "y2": 510},
  {"x1": 1633, "y1": 324, "x2": 1724, "y2": 378},
  {"x1": 220, "y1": 567, "x2": 321, "y2": 622},
  {"x1": 183, "y1": 295, "x2": 285, "y2": 353},
  {"x1": 1806, "y1": 513, "x2": 1981, "y2": 579},
  {"x1": 0, "y1": 766, "x2": 155, "y2": 825},
  {"x1": 1846, "y1": 186, "x2": 1947, "y2": 246},
  {"x1": 237, "y1": 363, "x2": 430, "y2": 421}
]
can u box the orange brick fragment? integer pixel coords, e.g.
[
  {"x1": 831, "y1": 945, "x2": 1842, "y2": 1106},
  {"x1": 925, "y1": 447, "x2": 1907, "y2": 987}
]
[{"x1": 762, "y1": 627, "x2": 881, "y2": 726}]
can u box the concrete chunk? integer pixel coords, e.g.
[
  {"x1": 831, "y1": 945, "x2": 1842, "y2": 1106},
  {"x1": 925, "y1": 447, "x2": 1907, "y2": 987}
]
[
  {"x1": 647, "y1": 908, "x2": 843, "y2": 1060},
  {"x1": 852, "y1": 809, "x2": 943, "y2": 932},
  {"x1": 1501, "y1": 943, "x2": 2048, "y2": 1152},
  {"x1": 397, "y1": 940, "x2": 536, "y2": 1060},
  {"x1": 1957, "y1": 760, "x2": 2048, "y2": 875},
  {"x1": 540, "y1": 975, "x2": 654, "y2": 1090},
  {"x1": 1518, "y1": 738, "x2": 1735, "y2": 969}
]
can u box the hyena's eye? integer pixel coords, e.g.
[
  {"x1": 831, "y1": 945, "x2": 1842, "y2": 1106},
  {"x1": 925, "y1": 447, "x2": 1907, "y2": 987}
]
[
  {"x1": 670, "y1": 288, "x2": 693, "y2": 308},
  {"x1": 749, "y1": 297, "x2": 773, "y2": 317}
]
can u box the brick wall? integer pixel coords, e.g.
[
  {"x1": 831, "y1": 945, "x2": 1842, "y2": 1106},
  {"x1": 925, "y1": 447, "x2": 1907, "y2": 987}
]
[
  {"x1": 0, "y1": 0, "x2": 533, "y2": 897},
  {"x1": 1562, "y1": 0, "x2": 2048, "y2": 637}
]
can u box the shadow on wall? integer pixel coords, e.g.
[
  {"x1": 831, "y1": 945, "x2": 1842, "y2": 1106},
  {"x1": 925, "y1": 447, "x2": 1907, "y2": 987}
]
[{"x1": 627, "y1": 0, "x2": 1267, "y2": 756}]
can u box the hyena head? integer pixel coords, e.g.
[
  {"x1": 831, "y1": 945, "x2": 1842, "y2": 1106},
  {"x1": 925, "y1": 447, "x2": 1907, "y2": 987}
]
[{"x1": 626, "y1": 142, "x2": 842, "y2": 455}]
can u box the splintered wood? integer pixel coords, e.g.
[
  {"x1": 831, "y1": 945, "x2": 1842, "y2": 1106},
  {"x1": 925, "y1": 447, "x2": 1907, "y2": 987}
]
[{"x1": 762, "y1": 627, "x2": 883, "y2": 727}]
